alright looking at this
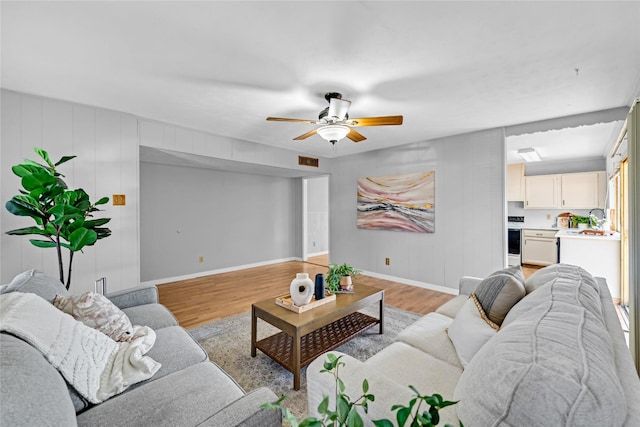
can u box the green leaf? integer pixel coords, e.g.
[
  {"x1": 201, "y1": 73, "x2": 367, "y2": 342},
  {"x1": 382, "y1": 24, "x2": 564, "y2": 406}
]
[
  {"x1": 21, "y1": 170, "x2": 57, "y2": 192},
  {"x1": 11, "y1": 164, "x2": 44, "y2": 178},
  {"x1": 84, "y1": 218, "x2": 111, "y2": 228},
  {"x1": 29, "y1": 239, "x2": 56, "y2": 248},
  {"x1": 95, "y1": 196, "x2": 109, "y2": 205},
  {"x1": 362, "y1": 378, "x2": 369, "y2": 393},
  {"x1": 34, "y1": 147, "x2": 53, "y2": 167},
  {"x1": 69, "y1": 228, "x2": 97, "y2": 251},
  {"x1": 54, "y1": 155, "x2": 76, "y2": 167},
  {"x1": 396, "y1": 407, "x2": 412, "y2": 427},
  {"x1": 408, "y1": 385, "x2": 420, "y2": 396},
  {"x1": 317, "y1": 395, "x2": 329, "y2": 414},
  {"x1": 299, "y1": 419, "x2": 323, "y2": 427},
  {"x1": 338, "y1": 377, "x2": 345, "y2": 393},
  {"x1": 346, "y1": 406, "x2": 364, "y2": 427},
  {"x1": 373, "y1": 420, "x2": 394, "y2": 427},
  {"x1": 5, "y1": 199, "x2": 44, "y2": 218},
  {"x1": 5, "y1": 226, "x2": 49, "y2": 236},
  {"x1": 337, "y1": 395, "x2": 350, "y2": 423},
  {"x1": 428, "y1": 406, "x2": 440, "y2": 425}
]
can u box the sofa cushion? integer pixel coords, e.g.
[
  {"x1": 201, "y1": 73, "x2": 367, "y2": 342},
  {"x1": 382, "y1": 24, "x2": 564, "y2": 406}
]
[
  {"x1": 473, "y1": 265, "x2": 525, "y2": 326},
  {"x1": 126, "y1": 326, "x2": 208, "y2": 388},
  {"x1": 77, "y1": 362, "x2": 245, "y2": 427},
  {"x1": 435, "y1": 294, "x2": 467, "y2": 318},
  {"x1": 0, "y1": 333, "x2": 77, "y2": 426},
  {"x1": 54, "y1": 292, "x2": 134, "y2": 342},
  {"x1": 396, "y1": 312, "x2": 462, "y2": 368},
  {"x1": 0, "y1": 269, "x2": 69, "y2": 302},
  {"x1": 122, "y1": 303, "x2": 179, "y2": 329},
  {"x1": 447, "y1": 296, "x2": 498, "y2": 368},
  {"x1": 454, "y1": 265, "x2": 626, "y2": 426}
]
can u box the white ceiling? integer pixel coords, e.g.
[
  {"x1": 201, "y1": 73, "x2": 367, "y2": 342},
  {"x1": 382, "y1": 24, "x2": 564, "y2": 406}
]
[{"x1": 2, "y1": 1, "x2": 639, "y2": 161}]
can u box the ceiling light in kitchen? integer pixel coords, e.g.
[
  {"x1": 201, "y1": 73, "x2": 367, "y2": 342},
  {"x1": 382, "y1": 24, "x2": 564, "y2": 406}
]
[{"x1": 517, "y1": 147, "x2": 541, "y2": 162}]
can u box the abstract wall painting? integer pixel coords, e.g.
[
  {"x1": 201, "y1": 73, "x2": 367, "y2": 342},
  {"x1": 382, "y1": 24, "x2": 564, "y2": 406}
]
[{"x1": 357, "y1": 171, "x2": 435, "y2": 233}]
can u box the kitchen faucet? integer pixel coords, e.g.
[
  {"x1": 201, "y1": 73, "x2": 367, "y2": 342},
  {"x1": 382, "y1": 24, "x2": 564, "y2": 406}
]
[{"x1": 589, "y1": 208, "x2": 606, "y2": 229}]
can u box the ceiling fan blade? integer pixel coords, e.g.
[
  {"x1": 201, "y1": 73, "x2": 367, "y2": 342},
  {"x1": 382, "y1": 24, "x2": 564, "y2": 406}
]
[
  {"x1": 266, "y1": 117, "x2": 317, "y2": 124},
  {"x1": 347, "y1": 128, "x2": 367, "y2": 143},
  {"x1": 293, "y1": 129, "x2": 318, "y2": 140},
  {"x1": 349, "y1": 115, "x2": 403, "y2": 127}
]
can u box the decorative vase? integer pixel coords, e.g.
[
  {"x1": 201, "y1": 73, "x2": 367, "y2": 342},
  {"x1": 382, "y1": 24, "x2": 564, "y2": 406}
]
[
  {"x1": 314, "y1": 273, "x2": 325, "y2": 300},
  {"x1": 340, "y1": 275, "x2": 353, "y2": 291},
  {"x1": 290, "y1": 273, "x2": 314, "y2": 306}
]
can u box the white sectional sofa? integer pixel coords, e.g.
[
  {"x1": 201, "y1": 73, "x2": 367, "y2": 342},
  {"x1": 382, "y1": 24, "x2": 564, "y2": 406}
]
[{"x1": 307, "y1": 264, "x2": 640, "y2": 426}]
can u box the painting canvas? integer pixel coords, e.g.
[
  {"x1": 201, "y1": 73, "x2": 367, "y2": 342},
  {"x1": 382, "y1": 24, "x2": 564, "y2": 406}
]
[{"x1": 357, "y1": 171, "x2": 435, "y2": 233}]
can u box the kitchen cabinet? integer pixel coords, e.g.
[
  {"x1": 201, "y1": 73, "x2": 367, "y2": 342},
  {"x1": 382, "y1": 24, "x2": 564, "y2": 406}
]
[
  {"x1": 524, "y1": 171, "x2": 605, "y2": 209},
  {"x1": 507, "y1": 163, "x2": 525, "y2": 202},
  {"x1": 524, "y1": 175, "x2": 560, "y2": 208},
  {"x1": 522, "y1": 229, "x2": 558, "y2": 266},
  {"x1": 560, "y1": 171, "x2": 606, "y2": 209}
]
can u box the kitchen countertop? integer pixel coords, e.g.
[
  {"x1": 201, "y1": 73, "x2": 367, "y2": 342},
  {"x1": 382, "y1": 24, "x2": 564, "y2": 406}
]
[{"x1": 555, "y1": 228, "x2": 621, "y2": 241}]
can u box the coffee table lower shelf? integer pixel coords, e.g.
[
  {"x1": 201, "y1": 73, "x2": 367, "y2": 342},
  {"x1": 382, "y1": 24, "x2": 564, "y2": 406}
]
[{"x1": 255, "y1": 311, "x2": 379, "y2": 372}]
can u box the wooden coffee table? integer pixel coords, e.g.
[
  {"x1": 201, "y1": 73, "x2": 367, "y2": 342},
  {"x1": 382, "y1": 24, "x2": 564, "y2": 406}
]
[{"x1": 251, "y1": 284, "x2": 384, "y2": 390}]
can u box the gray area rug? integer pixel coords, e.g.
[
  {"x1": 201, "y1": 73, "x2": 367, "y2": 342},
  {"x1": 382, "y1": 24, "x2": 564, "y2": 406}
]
[{"x1": 189, "y1": 305, "x2": 421, "y2": 420}]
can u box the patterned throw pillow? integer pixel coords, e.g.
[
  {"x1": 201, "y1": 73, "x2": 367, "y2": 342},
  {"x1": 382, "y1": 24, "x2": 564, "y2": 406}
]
[
  {"x1": 53, "y1": 292, "x2": 134, "y2": 342},
  {"x1": 474, "y1": 266, "x2": 525, "y2": 326}
]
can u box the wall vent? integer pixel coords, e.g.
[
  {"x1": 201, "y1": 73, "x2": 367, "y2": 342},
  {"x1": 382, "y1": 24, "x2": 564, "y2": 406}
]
[{"x1": 298, "y1": 156, "x2": 319, "y2": 167}]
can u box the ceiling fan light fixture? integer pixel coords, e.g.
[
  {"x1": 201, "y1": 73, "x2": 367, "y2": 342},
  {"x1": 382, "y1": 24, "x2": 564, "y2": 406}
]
[
  {"x1": 317, "y1": 125, "x2": 350, "y2": 144},
  {"x1": 518, "y1": 147, "x2": 541, "y2": 162}
]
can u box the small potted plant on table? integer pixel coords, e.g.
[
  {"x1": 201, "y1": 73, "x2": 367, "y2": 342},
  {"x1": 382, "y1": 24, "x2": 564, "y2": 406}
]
[{"x1": 326, "y1": 263, "x2": 361, "y2": 293}]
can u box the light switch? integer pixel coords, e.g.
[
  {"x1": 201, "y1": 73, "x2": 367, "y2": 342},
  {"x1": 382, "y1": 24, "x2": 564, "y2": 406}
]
[{"x1": 113, "y1": 194, "x2": 126, "y2": 206}]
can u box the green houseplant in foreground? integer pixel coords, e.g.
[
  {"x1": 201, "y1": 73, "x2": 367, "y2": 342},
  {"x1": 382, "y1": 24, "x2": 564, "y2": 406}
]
[
  {"x1": 5, "y1": 147, "x2": 111, "y2": 289},
  {"x1": 262, "y1": 354, "x2": 460, "y2": 427},
  {"x1": 326, "y1": 263, "x2": 362, "y2": 293}
]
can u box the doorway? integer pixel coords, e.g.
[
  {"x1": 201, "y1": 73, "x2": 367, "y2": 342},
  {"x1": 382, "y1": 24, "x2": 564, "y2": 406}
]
[{"x1": 303, "y1": 176, "x2": 329, "y2": 264}]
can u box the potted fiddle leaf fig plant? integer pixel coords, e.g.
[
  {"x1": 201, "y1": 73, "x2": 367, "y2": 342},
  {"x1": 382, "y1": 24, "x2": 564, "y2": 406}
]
[
  {"x1": 327, "y1": 263, "x2": 361, "y2": 293},
  {"x1": 4, "y1": 147, "x2": 112, "y2": 289}
]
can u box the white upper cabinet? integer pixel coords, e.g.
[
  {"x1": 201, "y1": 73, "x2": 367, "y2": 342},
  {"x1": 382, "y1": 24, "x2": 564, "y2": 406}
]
[
  {"x1": 560, "y1": 171, "x2": 606, "y2": 208},
  {"x1": 507, "y1": 163, "x2": 525, "y2": 202},
  {"x1": 525, "y1": 174, "x2": 561, "y2": 208},
  {"x1": 524, "y1": 171, "x2": 605, "y2": 209}
]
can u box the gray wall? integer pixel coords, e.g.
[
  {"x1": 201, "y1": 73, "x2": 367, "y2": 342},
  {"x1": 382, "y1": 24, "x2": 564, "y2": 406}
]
[
  {"x1": 329, "y1": 128, "x2": 506, "y2": 292},
  {"x1": 306, "y1": 176, "x2": 329, "y2": 254},
  {"x1": 140, "y1": 162, "x2": 300, "y2": 281},
  {"x1": 524, "y1": 157, "x2": 606, "y2": 176}
]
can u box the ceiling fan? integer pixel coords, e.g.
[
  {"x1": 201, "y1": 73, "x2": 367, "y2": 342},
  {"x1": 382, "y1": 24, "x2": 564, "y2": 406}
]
[{"x1": 266, "y1": 92, "x2": 403, "y2": 145}]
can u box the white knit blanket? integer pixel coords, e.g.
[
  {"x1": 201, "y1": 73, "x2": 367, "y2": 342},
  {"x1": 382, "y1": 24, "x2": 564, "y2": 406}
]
[{"x1": 0, "y1": 292, "x2": 161, "y2": 403}]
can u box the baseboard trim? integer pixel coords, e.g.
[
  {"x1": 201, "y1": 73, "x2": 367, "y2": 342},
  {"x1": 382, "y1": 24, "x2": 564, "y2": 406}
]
[
  {"x1": 361, "y1": 270, "x2": 459, "y2": 295},
  {"x1": 141, "y1": 257, "x2": 300, "y2": 286}
]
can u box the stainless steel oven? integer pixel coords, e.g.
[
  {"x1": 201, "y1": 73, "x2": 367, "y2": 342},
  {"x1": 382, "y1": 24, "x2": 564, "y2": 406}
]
[{"x1": 507, "y1": 216, "x2": 524, "y2": 266}]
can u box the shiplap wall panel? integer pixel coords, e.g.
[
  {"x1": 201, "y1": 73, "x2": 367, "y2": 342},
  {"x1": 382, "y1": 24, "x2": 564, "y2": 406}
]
[
  {"x1": 329, "y1": 128, "x2": 505, "y2": 291},
  {"x1": 1, "y1": 91, "x2": 139, "y2": 293}
]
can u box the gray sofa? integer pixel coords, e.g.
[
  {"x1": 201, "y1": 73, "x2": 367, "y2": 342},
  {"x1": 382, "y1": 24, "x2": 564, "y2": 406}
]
[
  {"x1": 308, "y1": 264, "x2": 640, "y2": 426},
  {"x1": 0, "y1": 270, "x2": 281, "y2": 426}
]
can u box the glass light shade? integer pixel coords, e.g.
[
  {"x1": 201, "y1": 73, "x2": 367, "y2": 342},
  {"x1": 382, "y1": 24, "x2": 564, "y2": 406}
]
[
  {"x1": 517, "y1": 147, "x2": 541, "y2": 162},
  {"x1": 328, "y1": 98, "x2": 351, "y2": 121},
  {"x1": 317, "y1": 125, "x2": 350, "y2": 142}
]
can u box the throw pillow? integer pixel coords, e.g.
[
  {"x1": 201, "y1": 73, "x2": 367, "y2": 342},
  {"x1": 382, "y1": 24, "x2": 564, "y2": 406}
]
[
  {"x1": 447, "y1": 296, "x2": 498, "y2": 368},
  {"x1": 473, "y1": 265, "x2": 525, "y2": 326},
  {"x1": 53, "y1": 292, "x2": 134, "y2": 342},
  {"x1": 0, "y1": 269, "x2": 69, "y2": 303}
]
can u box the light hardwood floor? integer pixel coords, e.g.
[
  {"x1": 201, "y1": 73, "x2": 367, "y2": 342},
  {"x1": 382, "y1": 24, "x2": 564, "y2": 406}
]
[
  {"x1": 158, "y1": 255, "x2": 541, "y2": 329},
  {"x1": 158, "y1": 255, "x2": 455, "y2": 329}
]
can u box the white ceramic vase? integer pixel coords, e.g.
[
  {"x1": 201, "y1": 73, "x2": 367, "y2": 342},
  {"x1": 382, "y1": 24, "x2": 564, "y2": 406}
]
[{"x1": 290, "y1": 273, "x2": 314, "y2": 306}]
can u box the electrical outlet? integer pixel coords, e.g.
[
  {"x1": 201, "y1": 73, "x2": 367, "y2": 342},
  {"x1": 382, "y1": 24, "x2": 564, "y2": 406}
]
[
  {"x1": 385, "y1": 258, "x2": 390, "y2": 265},
  {"x1": 198, "y1": 256, "x2": 204, "y2": 263},
  {"x1": 546, "y1": 214, "x2": 551, "y2": 220}
]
